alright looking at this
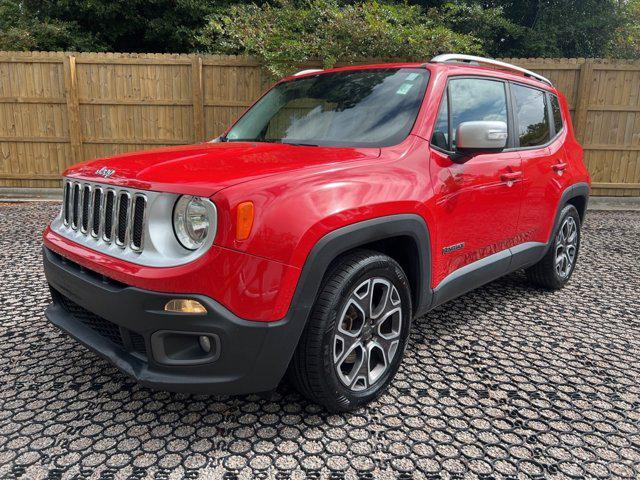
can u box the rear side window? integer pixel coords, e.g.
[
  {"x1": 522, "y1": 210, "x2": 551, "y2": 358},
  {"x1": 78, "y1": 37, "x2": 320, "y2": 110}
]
[
  {"x1": 512, "y1": 84, "x2": 550, "y2": 147},
  {"x1": 550, "y1": 94, "x2": 563, "y2": 134},
  {"x1": 431, "y1": 78, "x2": 508, "y2": 151}
]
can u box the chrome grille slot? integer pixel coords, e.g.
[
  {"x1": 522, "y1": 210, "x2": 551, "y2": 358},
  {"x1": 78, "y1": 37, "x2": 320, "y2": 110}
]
[
  {"x1": 91, "y1": 188, "x2": 102, "y2": 238},
  {"x1": 81, "y1": 185, "x2": 91, "y2": 233},
  {"x1": 131, "y1": 195, "x2": 146, "y2": 251},
  {"x1": 103, "y1": 190, "x2": 116, "y2": 242},
  {"x1": 115, "y1": 192, "x2": 131, "y2": 247},
  {"x1": 71, "y1": 183, "x2": 81, "y2": 229}
]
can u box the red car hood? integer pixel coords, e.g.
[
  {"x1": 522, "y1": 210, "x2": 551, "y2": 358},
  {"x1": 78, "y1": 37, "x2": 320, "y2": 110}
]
[{"x1": 65, "y1": 142, "x2": 381, "y2": 197}]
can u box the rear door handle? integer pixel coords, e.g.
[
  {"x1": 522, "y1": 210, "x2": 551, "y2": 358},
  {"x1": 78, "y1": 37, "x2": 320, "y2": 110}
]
[{"x1": 552, "y1": 162, "x2": 567, "y2": 172}]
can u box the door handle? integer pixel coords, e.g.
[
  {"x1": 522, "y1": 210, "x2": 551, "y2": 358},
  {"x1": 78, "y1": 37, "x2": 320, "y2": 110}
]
[
  {"x1": 552, "y1": 162, "x2": 567, "y2": 172},
  {"x1": 500, "y1": 172, "x2": 522, "y2": 184}
]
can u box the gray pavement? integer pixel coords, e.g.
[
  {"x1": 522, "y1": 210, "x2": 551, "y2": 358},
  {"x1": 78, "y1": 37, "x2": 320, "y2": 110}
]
[{"x1": 0, "y1": 203, "x2": 639, "y2": 479}]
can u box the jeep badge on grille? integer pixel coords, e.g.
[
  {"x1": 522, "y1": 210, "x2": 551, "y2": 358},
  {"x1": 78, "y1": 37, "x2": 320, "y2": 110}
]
[{"x1": 95, "y1": 166, "x2": 115, "y2": 178}]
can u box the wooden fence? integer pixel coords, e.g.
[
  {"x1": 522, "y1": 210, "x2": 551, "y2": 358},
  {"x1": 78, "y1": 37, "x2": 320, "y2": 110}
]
[{"x1": 0, "y1": 51, "x2": 639, "y2": 196}]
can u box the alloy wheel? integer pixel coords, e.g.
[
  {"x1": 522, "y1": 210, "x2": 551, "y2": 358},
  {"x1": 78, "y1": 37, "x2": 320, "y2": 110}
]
[
  {"x1": 555, "y1": 216, "x2": 578, "y2": 278},
  {"x1": 333, "y1": 277, "x2": 403, "y2": 392}
]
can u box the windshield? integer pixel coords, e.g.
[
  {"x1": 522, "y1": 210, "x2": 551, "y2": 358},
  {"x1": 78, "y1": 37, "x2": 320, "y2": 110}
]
[{"x1": 224, "y1": 68, "x2": 430, "y2": 148}]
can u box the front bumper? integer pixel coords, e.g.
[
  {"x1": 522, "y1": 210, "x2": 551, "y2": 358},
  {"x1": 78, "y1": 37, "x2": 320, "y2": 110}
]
[{"x1": 42, "y1": 247, "x2": 301, "y2": 394}]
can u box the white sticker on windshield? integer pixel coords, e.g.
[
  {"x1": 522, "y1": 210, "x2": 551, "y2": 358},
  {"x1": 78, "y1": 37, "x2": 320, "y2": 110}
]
[
  {"x1": 396, "y1": 83, "x2": 414, "y2": 95},
  {"x1": 405, "y1": 73, "x2": 420, "y2": 81}
]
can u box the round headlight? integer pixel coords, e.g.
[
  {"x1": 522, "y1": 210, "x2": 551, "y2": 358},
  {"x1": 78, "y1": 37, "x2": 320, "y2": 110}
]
[{"x1": 173, "y1": 196, "x2": 212, "y2": 250}]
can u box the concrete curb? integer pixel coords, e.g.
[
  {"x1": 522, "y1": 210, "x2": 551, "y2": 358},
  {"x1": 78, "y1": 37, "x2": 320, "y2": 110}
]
[
  {"x1": 588, "y1": 197, "x2": 640, "y2": 211},
  {"x1": 0, "y1": 188, "x2": 61, "y2": 202}
]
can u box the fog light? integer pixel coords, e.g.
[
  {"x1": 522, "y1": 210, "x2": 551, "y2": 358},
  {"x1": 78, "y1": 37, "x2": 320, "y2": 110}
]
[
  {"x1": 198, "y1": 335, "x2": 212, "y2": 353},
  {"x1": 164, "y1": 299, "x2": 207, "y2": 314}
]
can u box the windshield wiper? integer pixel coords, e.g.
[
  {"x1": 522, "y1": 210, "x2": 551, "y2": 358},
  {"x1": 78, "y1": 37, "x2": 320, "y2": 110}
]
[
  {"x1": 281, "y1": 141, "x2": 319, "y2": 147},
  {"x1": 225, "y1": 138, "x2": 281, "y2": 143},
  {"x1": 223, "y1": 138, "x2": 319, "y2": 147}
]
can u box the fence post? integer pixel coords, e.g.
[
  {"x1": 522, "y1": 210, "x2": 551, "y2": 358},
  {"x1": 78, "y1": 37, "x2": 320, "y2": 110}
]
[
  {"x1": 573, "y1": 59, "x2": 594, "y2": 144},
  {"x1": 191, "y1": 56, "x2": 206, "y2": 142},
  {"x1": 63, "y1": 55, "x2": 83, "y2": 165}
]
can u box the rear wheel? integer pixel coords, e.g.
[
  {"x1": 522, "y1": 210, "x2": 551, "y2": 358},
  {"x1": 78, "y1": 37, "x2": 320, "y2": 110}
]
[
  {"x1": 526, "y1": 204, "x2": 581, "y2": 290},
  {"x1": 289, "y1": 250, "x2": 412, "y2": 412}
]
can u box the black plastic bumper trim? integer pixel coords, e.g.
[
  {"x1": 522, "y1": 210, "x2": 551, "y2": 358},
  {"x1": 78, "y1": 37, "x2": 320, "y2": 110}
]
[{"x1": 43, "y1": 247, "x2": 299, "y2": 395}]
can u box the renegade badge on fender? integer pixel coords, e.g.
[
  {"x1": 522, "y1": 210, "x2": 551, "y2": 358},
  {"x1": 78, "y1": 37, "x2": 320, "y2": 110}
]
[{"x1": 43, "y1": 55, "x2": 590, "y2": 412}]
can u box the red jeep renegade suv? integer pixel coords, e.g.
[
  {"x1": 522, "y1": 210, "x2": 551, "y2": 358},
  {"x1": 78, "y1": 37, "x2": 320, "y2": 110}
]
[{"x1": 43, "y1": 55, "x2": 590, "y2": 411}]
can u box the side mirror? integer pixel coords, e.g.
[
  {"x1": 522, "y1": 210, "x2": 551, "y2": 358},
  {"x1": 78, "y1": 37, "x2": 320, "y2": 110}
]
[{"x1": 456, "y1": 121, "x2": 508, "y2": 153}]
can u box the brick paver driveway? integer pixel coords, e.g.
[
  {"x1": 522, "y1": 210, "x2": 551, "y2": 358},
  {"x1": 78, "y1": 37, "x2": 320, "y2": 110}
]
[{"x1": 1, "y1": 203, "x2": 639, "y2": 479}]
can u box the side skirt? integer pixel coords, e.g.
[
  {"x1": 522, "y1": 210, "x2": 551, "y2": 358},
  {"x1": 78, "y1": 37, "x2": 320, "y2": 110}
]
[{"x1": 430, "y1": 241, "x2": 546, "y2": 310}]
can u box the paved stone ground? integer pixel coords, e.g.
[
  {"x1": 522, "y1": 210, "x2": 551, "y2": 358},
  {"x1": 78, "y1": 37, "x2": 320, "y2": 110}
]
[{"x1": 0, "y1": 203, "x2": 639, "y2": 479}]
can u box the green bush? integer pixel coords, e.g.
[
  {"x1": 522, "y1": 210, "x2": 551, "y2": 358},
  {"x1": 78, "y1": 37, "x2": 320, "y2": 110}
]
[
  {"x1": 606, "y1": 0, "x2": 640, "y2": 59},
  {"x1": 0, "y1": 0, "x2": 635, "y2": 61},
  {"x1": 199, "y1": 0, "x2": 484, "y2": 76},
  {"x1": 0, "y1": 0, "x2": 103, "y2": 51}
]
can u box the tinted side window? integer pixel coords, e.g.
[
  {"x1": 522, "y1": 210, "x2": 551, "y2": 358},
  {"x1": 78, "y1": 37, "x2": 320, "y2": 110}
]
[
  {"x1": 512, "y1": 84, "x2": 550, "y2": 147},
  {"x1": 550, "y1": 94, "x2": 563, "y2": 134},
  {"x1": 449, "y1": 78, "x2": 508, "y2": 149},
  {"x1": 431, "y1": 90, "x2": 449, "y2": 150}
]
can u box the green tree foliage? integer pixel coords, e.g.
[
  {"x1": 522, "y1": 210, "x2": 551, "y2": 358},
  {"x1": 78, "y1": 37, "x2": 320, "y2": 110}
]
[
  {"x1": 199, "y1": 0, "x2": 484, "y2": 76},
  {"x1": 607, "y1": 0, "x2": 640, "y2": 59},
  {"x1": 0, "y1": 0, "x2": 101, "y2": 51},
  {"x1": 463, "y1": 0, "x2": 627, "y2": 58},
  {"x1": 429, "y1": 2, "x2": 525, "y2": 57},
  {"x1": 0, "y1": 0, "x2": 243, "y2": 53},
  {"x1": 411, "y1": 0, "x2": 633, "y2": 58},
  {"x1": 0, "y1": 0, "x2": 637, "y2": 63}
]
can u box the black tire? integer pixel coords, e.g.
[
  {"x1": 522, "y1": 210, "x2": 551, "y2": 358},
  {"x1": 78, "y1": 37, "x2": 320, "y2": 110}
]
[
  {"x1": 526, "y1": 204, "x2": 581, "y2": 290},
  {"x1": 288, "y1": 249, "x2": 412, "y2": 412}
]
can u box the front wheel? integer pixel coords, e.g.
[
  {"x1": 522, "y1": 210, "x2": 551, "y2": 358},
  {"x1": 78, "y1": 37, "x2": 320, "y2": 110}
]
[
  {"x1": 288, "y1": 250, "x2": 412, "y2": 412},
  {"x1": 526, "y1": 204, "x2": 581, "y2": 290}
]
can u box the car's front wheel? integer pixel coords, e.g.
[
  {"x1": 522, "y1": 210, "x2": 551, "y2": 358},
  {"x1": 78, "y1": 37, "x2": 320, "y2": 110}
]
[{"x1": 289, "y1": 250, "x2": 412, "y2": 412}]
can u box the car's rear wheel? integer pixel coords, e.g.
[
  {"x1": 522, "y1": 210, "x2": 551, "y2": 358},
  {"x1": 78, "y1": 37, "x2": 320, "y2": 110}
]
[
  {"x1": 526, "y1": 204, "x2": 581, "y2": 290},
  {"x1": 288, "y1": 250, "x2": 412, "y2": 412}
]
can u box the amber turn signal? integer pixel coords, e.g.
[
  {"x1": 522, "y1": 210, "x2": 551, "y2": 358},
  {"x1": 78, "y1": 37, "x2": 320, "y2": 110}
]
[
  {"x1": 164, "y1": 299, "x2": 207, "y2": 314},
  {"x1": 236, "y1": 201, "x2": 254, "y2": 240}
]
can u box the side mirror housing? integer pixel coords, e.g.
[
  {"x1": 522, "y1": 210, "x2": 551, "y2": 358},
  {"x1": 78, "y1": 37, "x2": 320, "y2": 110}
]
[{"x1": 456, "y1": 121, "x2": 508, "y2": 153}]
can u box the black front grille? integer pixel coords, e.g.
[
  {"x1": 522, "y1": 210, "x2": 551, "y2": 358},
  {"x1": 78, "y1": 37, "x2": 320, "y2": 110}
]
[
  {"x1": 116, "y1": 194, "x2": 130, "y2": 245},
  {"x1": 129, "y1": 331, "x2": 147, "y2": 355},
  {"x1": 53, "y1": 288, "x2": 146, "y2": 357},
  {"x1": 63, "y1": 182, "x2": 71, "y2": 224},
  {"x1": 72, "y1": 183, "x2": 81, "y2": 228},
  {"x1": 92, "y1": 188, "x2": 102, "y2": 236},
  {"x1": 131, "y1": 196, "x2": 145, "y2": 250},
  {"x1": 81, "y1": 185, "x2": 91, "y2": 232},
  {"x1": 104, "y1": 191, "x2": 115, "y2": 240},
  {"x1": 57, "y1": 293, "x2": 124, "y2": 347}
]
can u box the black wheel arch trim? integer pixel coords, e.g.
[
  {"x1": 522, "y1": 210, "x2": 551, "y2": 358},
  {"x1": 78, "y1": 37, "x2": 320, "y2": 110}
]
[
  {"x1": 269, "y1": 214, "x2": 432, "y2": 388},
  {"x1": 290, "y1": 214, "x2": 432, "y2": 321},
  {"x1": 544, "y1": 181, "x2": 589, "y2": 255}
]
